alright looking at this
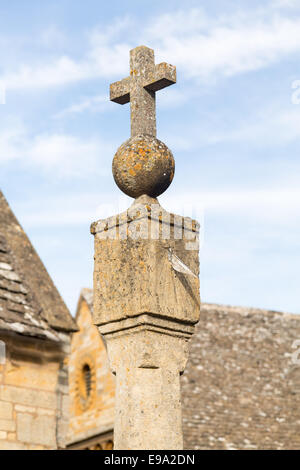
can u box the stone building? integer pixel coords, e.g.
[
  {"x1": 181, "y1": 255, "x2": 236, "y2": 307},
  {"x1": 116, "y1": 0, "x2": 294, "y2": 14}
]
[
  {"x1": 0, "y1": 191, "x2": 77, "y2": 450},
  {"x1": 67, "y1": 289, "x2": 114, "y2": 450},
  {"x1": 68, "y1": 289, "x2": 300, "y2": 450}
]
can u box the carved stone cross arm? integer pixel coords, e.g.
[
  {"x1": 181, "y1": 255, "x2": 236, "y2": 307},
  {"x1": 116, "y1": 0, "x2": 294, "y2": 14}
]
[
  {"x1": 144, "y1": 62, "x2": 177, "y2": 92},
  {"x1": 110, "y1": 46, "x2": 176, "y2": 137},
  {"x1": 110, "y1": 61, "x2": 176, "y2": 102},
  {"x1": 110, "y1": 77, "x2": 131, "y2": 105}
]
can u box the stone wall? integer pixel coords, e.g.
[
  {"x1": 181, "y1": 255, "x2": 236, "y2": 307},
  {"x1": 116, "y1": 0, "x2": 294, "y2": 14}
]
[
  {"x1": 67, "y1": 296, "x2": 115, "y2": 447},
  {"x1": 0, "y1": 332, "x2": 70, "y2": 450},
  {"x1": 182, "y1": 304, "x2": 300, "y2": 450}
]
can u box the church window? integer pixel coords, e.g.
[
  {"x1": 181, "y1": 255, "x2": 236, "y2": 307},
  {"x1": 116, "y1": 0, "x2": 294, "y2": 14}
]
[
  {"x1": 75, "y1": 356, "x2": 96, "y2": 412},
  {"x1": 83, "y1": 364, "x2": 92, "y2": 398}
]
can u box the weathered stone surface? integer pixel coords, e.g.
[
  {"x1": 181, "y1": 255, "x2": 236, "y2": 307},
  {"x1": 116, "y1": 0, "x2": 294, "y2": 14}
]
[
  {"x1": 100, "y1": 319, "x2": 193, "y2": 450},
  {"x1": 0, "y1": 441, "x2": 27, "y2": 450},
  {"x1": 4, "y1": 354, "x2": 59, "y2": 391},
  {"x1": 92, "y1": 195, "x2": 200, "y2": 449},
  {"x1": 67, "y1": 291, "x2": 115, "y2": 448},
  {"x1": 15, "y1": 405, "x2": 36, "y2": 413},
  {"x1": 1, "y1": 385, "x2": 56, "y2": 410},
  {"x1": 110, "y1": 46, "x2": 176, "y2": 198},
  {"x1": 0, "y1": 401, "x2": 12, "y2": 420},
  {"x1": 0, "y1": 419, "x2": 16, "y2": 432},
  {"x1": 110, "y1": 46, "x2": 176, "y2": 138},
  {"x1": 113, "y1": 135, "x2": 175, "y2": 198},
  {"x1": 56, "y1": 356, "x2": 71, "y2": 449},
  {"x1": 92, "y1": 197, "x2": 199, "y2": 327},
  {"x1": 0, "y1": 332, "x2": 73, "y2": 450},
  {"x1": 17, "y1": 413, "x2": 56, "y2": 448}
]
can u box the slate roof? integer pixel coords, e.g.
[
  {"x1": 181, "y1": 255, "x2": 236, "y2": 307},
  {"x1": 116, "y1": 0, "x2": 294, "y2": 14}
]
[
  {"x1": 0, "y1": 191, "x2": 77, "y2": 340},
  {"x1": 181, "y1": 303, "x2": 300, "y2": 450}
]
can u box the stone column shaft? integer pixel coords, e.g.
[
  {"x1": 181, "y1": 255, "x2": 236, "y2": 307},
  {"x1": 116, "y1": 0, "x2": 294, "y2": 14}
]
[
  {"x1": 100, "y1": 321, "x2": 193, "y2": 450},
  {"x1": 92, "y1": 197, "x2": 200, "y2": 450},
  {"x1": 114, "y1": 367, "x2": 182, "y2": 450}
]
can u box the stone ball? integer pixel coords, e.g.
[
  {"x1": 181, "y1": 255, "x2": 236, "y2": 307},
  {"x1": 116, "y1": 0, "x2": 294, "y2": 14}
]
[{"x1": 112, "y1": 134, "x2": 175, "y2": 198}]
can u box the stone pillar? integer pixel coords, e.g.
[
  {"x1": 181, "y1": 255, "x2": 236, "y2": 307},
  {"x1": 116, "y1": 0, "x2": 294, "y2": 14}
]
[
  {"x1": 92, "y1": 45, "x2": 200, "y2": 450},
  {"x1": 91, "y1": 197, "x2": 200, "y2": 450}
]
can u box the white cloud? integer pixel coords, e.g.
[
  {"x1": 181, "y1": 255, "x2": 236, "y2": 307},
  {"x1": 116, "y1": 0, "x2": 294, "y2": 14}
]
[
  {"x1": 28, "y1": 133, "x2": 112, "y2": 176},
  {"x1": 0, "y1": 18, "x2": 131, "y2": 91},
  {"x1": 53, "y1": 94, "x2": 110, "y2": 118},
  {"x1": 0, "y1": 124, "x2": 114, "y2": 177},
  {"x1": 272, "y1": 0, "x2": 300, "y2": 8},
  {"x1": 203, "y1": 105, "x2": 300, "y2": 146},
  {"x1": 162, "y1": 96, "x2": 300, "y2": 150},
  {"x1": 158, "y1": 87, "x2": 189, "y2": 109},
  {"x1": 2, "y1": 6, "x2": 300, "y2": 91},
  {"x1": 16, "y1": 187, "x2": 300, "y2": 228},
  {"x1": 17, "y1": 192, "x2": 131, "y2": 227},
  {"x1": 40, "y1": 26, "x2": 66, "y2": 48},
  {"x1": 0, "y1": 124, "x2": 27, "y2": 162},
  {"x1": 151, "y1": 11, "x2": 300, "y2": 80},
  {"x1": 2, "y1": 56, "x2": 91, "y2": 90},
  {"x1": 162, "y1": 189, "x2": 300, "y2": 224}
]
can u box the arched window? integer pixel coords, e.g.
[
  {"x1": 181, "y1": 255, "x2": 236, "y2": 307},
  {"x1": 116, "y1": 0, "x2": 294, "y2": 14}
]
[
  {"x1": 76, "y1": 357, "x2": 96, "y2": 411},
  {"x1": 82, "y1": 364, "x2": 92, "y2": 398}
]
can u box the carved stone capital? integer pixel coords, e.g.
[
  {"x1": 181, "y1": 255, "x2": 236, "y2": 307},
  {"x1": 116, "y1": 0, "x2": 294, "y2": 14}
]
[{"x1": 99, "y1": 314, "x2": 195, "y2": 375}]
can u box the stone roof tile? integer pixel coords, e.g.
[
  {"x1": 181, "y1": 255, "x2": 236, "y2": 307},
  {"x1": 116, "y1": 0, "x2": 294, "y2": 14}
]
[{"x1": 0, "y1": 191, "x2": 78, "y2": 339}]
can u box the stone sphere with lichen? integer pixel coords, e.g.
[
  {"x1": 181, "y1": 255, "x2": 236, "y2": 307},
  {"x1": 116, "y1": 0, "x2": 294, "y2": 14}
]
[{"x1": 112, "y1": 134, "x2": 175, "y2": 198}]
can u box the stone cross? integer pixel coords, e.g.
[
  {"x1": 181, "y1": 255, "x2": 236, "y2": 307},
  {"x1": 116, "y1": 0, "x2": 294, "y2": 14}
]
[
  {"x1": 92, "y1": 45, "x2": 200, "y2": 450},
  {"x1": 110, "y1": 46, "x2": 176, "y2": 137}
]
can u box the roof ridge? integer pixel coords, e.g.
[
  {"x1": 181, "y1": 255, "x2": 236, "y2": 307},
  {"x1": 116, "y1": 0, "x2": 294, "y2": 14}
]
[
  {"x1": 0, "y1": 191, "x2": 77, "y2": 336},
  {"x1": 200, "y1": 302, "x2": 300, "y2": 319}
]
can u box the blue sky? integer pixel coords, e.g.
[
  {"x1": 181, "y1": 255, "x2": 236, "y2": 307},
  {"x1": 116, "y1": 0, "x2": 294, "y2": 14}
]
[{"x1": 0, "y1": 0, "x2": 300, "y2": 315}]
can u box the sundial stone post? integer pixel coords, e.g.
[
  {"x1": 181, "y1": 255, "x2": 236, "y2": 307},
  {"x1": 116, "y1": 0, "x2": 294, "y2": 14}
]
[{"x1": 91, "y1": 46, "x2": 200, "y2": 450}]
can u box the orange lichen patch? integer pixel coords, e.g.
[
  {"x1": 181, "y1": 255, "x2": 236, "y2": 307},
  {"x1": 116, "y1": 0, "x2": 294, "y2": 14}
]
[
  {"x1": 112, "y1": 134, "x2": 175, "y2": 198},
  {"x1": 134, "y1": 163, "x2": 142, "y2": 171},
  {"x1": 139, "y1": 260, "x2": 147, "y2": 272},
  {"x1": 138, "y1": 148, "x2": 146, "y2": 157}
]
